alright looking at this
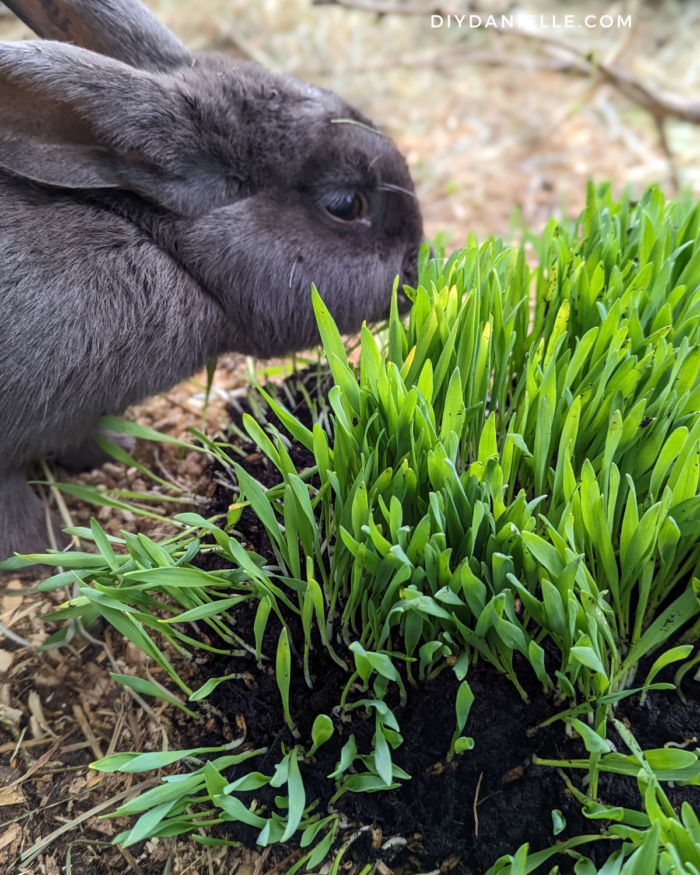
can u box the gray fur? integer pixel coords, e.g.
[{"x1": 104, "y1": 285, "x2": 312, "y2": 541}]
[{"x1": 0, "y1": 0, "x2": 423, "y2": 559}]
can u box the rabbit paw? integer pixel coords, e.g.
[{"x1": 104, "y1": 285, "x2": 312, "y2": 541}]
[
  {"x1": 55, "y1": 429, "x2": 137, "y2": 473},
  {"x1": 0, "y1": 470, "x2": 70, "y2": 562}
]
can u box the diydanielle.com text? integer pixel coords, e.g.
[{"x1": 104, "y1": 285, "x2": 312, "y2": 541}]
[{"x1": 431, "y1": 14, "x2": 632, "y2": 29}]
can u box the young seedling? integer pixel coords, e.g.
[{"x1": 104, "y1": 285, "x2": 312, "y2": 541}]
[
  {"x1": 276, "y1": 626, "x2": 300, "y2": 739},
  {"x1": 306, "y1": 714, "x2": 334, "y2": 758},
  {"x1": 447, "y1": 679, "x2": 475, "y2": 762},
  {"x1": 254, "y1": 596, "x2": 272, "y2": 664}
]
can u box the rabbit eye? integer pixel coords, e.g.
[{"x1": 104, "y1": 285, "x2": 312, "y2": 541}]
[{"x1": 325, "y1": 192, "x2": 368, "y2": 223}]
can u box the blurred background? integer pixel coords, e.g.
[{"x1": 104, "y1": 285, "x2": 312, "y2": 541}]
[{"x1": 3, "y1": 0, "x2": 697, "y2": 244}]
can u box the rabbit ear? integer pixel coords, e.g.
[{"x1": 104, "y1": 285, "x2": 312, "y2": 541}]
[
  {"x1": 0, "y1": 41, "x2": 223, "y2": 213},
  {"x1": 2, "y1": 0, "x2": 190, "y2": 71}
]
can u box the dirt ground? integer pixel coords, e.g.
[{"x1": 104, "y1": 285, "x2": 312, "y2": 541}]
[{"x1": 2, "y1": 0, "x2": 700, "y2": 872}]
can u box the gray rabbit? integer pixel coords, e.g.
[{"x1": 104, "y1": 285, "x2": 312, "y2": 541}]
[{"x1": 0, "y1": 0, "x2": 423, "y2": 559}]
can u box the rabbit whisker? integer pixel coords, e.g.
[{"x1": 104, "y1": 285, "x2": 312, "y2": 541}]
[
  {"x1": 330, "y1": 118, "x2": 390, "y2": 139},
  {"x1": 377, "y1": 183, "x2": 418, "y2": 199}
]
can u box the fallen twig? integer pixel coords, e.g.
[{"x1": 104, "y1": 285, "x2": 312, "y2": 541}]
[
  {"x1": 119, "y1": 845, "x2": 146, "y2": 875},
  {"x1": 473, "y1": 770, "x2": 484, "y2": 837},
  {"x1": 6, "y1": 733, "x2": 67, "y2": 789},
  {"x1": 301, "y1": 47, "x2": 578, "y2": 76},
  {"x1": 73, "y1": 702, "x2": 104, "y2": 761},
  {"x1": 20, "y1": 777, "x2": 161, "y2": 864},
  {"x1": 313, "y1": 0, "x2": 509, "y2": 16}
]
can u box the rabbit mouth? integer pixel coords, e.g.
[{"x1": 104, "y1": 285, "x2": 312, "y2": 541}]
[{"x1": 401, "y1": 246, "x2": 421, "y2": 289}]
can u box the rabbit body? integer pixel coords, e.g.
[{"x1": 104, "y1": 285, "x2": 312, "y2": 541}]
[{"x1": 0, "y1": 1, "x2": 423, "y2": 559}]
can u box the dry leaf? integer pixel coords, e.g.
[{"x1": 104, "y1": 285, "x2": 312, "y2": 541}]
[
  {"x1": 0, "y1": 822, "x2": 21, "y2": 852},
  {"x1": 1, "y1": 584, "x2": 23, "y2": 614},
  {"x1": 86, "y1": 815, "x2": 115, "y2": 836},
  {"x1": 125, "y1": 642, "x2": 149, "y2": 665},
  {"x1": 0, "y1": 601, "x2": 35, "y2": 627},
  {"x1": 89, "y1": 675, "x2": 110, "y2": 701},
  {"x1": 67, "y1": 775, "x2": 87, "y2": 795},
  {"x1": 34, "y1": 672, "x2": 61, "y2": 687},
  {"x1": 0, "y1": 702, "x2": 23, "y2": 728},
  {"x1": 0, "y1": 651, "x2": 14, "y2": 674},
  {"x1": 45, "y1": 857, "x2": 60, "y2": 875},
  {"x1": 0, "y1": 785, "x2": 25, "y2": 806},
  {"x1": 28, "y1": 629, "x2": 48, "y2": 646},
  {"x1": 86, "y1": 771, "x2": 104, "y2": 789}
]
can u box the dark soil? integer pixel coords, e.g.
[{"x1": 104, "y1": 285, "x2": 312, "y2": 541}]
[
  {"x1": 181, "y1": 372, "x2": 700, "y2": 875},
  {"x1": 188, "y1": 596, "x2": 700, "y2": 874}
]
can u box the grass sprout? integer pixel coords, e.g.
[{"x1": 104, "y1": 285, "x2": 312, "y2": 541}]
[{"x1": 9, "y1": 182, "x2": 700, "y2": 866}]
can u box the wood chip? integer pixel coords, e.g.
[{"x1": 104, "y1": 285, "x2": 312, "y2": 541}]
[
  {"x1": 0, "y1": 701, "x2": 23, "y2": 728},
  {"x1": 0, "y1": 650, "x2": 14, "y2": 673},
  {"x1": 67, "y1": 776, "x2": 87, "y2": 796},
  {"x1": 0, "y1": 601, "x2": 36, "y2": 628},
  {"x1": 28, "y1": 690, "x2": 56, "y2": 739},
  {"x1": 86, "y1": 815, "x2": 116, "y2": 836},
  {"x1": 0, "y1": 823, "x2": 21, "y2": 852},
  {"x1": 0, "y1": 785, "x2": 25, "y2": 806},
  {"x1": 501, "y1": 764, "x2": 525, "y2": 783},
  {"x1": 1, "y1": 581, "x2": 23, "y2": 614},
  {"x1": 72, "y1": 703, "x2": 104, "y2": 761}
]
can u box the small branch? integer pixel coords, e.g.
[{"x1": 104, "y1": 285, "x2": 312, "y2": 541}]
[
  {"x1": 504, "y1": 27, "x2": 700, "y2": 125},
  {"x1": 301, "y1": 47, "x2": 577, "y2": 76},
  {"x1": 20, "y1": 777, "x2": 161, "y2": 864},
  {"x1": 313, "y1": 0, "x2": 478, "y2": 15},
  {"x1": 6, "y1": 734, "x2": 67, "y2": 789},
  {"x1": 72, "y1": 703, "x2": 104, "y2": 762},
  {"x1": 654, "y1": 116, "x2": 680, "y2": 195},
  {"x1": 118, "y1": 846, "x2": 146, "y2": 875}
]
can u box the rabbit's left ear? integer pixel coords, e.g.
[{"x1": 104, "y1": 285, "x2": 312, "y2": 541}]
[
  {"x1": 2, "y1": 0, "x2": 190, "y2": 72},
  {"x1": 0, "y1": 41, "x2": 227, "y2": 214}
]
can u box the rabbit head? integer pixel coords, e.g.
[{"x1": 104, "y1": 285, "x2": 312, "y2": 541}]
[{"x1": 0, "y1": 0, "x2": 424, "y2": 356}]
